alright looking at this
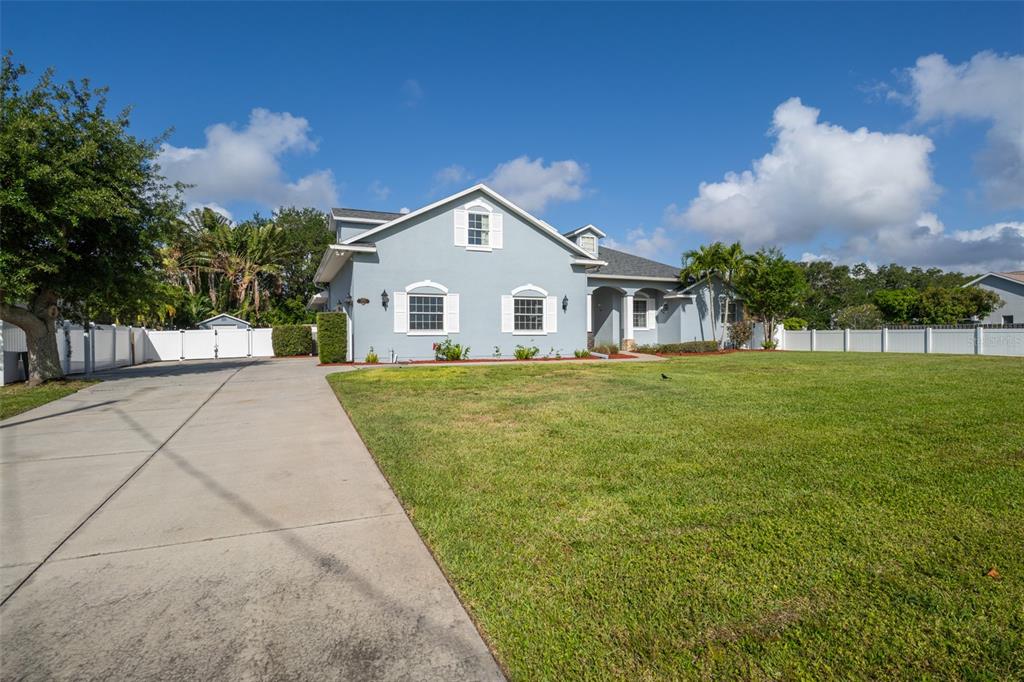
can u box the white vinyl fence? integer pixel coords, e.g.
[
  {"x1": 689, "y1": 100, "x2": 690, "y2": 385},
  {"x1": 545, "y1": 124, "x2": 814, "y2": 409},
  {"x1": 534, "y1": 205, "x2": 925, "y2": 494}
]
[
  {"x1": 2, "y1": 322, "x2": 282, "y2": 385},
  {"x1": 778, "y1": 325, "x2": 1024, "y2": 357}
]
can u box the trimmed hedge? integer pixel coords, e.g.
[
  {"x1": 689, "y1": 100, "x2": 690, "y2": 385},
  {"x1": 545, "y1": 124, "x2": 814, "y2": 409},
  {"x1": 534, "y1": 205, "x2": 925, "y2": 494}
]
[
  {"x1": 317, "y1": 312, "x2": 347, "y2": 363},
  {"x1": 272, "y1": 325, "x2": 313, "y2": 356},
  {"x1": 635, "y1": 340, "x2": 719, "y2": 354}
]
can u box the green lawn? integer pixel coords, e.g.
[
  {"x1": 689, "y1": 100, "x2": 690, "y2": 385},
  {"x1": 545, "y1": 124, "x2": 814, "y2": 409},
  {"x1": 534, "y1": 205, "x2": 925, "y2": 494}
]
[
  {"x1": 0, "y1": 379, "x2": 98, "y2": 420},
  {"x1": 328, "y1": 353, "x2": 1024, "y2": 680}
]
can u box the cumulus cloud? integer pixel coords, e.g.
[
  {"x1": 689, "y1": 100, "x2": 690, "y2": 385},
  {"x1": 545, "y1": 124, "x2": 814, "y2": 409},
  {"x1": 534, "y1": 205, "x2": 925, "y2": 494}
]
[
  {"x1": 672, "y1": 97, "x2": 937, "y2": 245},
  {"x1": 902, "y1": 51, "x2": 1024, "y2": 208},
  {"x1": 432, "y1": 164, "x2": 470, "y2": 193},
  {"x1": 401, "y1": 79, "x2": 424, "y2": 107},
  {"x1": 605, "y1": 227, "x2": 677, "y2": 261},
  {"x1": 803, "y1": 214, "x2": 1024, "y2": 273},
  {"x1": 484, "y1": 156, "x2": 587, "y2": 213},
  {"x1": 157, "y1": 108, "x2": 339, "y2": 212}
]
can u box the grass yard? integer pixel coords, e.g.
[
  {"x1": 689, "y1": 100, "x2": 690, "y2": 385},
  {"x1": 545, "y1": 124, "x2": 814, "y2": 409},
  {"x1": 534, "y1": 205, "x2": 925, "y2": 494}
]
[
  {"x1": 328, "y1": 353, "x2": 1024, "y2": 680},
  {"x1": 0, "y1": 379, "x2": 98, "y2": 420}
]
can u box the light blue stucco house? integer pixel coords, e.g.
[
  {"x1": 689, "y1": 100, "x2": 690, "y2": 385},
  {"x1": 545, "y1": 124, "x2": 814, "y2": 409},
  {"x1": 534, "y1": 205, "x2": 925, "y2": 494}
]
[
  {"x1": 311, "y1": 184, "x2": 739, "y2": 362},
  {"x1": 963, "y1": 271, "x2": 1024, "y2": 325}
]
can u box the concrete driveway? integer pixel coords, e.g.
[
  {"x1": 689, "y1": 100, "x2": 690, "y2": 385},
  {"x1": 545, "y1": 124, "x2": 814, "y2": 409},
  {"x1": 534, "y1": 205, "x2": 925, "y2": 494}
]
[{"x1": 0, "y1": 359, "x2": 503, "y2": 681}]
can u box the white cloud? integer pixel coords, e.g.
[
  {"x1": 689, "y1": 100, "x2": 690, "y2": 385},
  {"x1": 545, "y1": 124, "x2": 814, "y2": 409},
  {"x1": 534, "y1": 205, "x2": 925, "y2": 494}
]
[
  {"x1": 484, "y1": 156, "x2": 587, "y2": 213},
  {"x1": 432, "y1": 164, "x2": 470, "y2": 193},
  {"x1": 369, "y1": 180, "x2": 391, "y2": 201},
  {"x1": 673, "y1": 97, "x2": 937, "y2": 245},
  {"x1": 157, "y1": 108, "x2": 339, "y2": 212},
  {"x1": 804, "y1": 215, "x2": 1024, "y2": 273},
  {"x1": 605, "y1": 227, "x2": 676, "y2": 261},
  {"x1": 902, "y1": 51, "x2": 1024, "y2": 208},
  {"x1": 186, "y1": 201, "x2": 234, "y2": 223},
  {"x1": 401, "y1": 79, "x2": 423, "y2": 107}
]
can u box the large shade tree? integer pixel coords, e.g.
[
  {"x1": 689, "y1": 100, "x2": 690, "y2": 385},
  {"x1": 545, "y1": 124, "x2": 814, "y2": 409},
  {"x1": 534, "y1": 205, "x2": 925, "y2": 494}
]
[
  {"x1": 736, "y1": 248, "x2": 809, "y2": 347},
  {"x1": 0, "y1": 56, "x2": 181, "y2": 384}
]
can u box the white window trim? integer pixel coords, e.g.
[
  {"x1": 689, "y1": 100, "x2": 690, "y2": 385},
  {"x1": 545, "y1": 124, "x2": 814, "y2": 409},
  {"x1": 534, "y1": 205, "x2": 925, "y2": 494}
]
[
  {"x1": 399, "y1": 281, "x2": 458, "y2": 336},
  {"x1": 404, "y1": 279, "x2": 449, "y2": 294},
  {"x1": 455, "y1": 199, "x2": 503, "y2": 251},
  {"x1": 504, "y1": 285, "x2": 555, "y2": 335},
  {"x1": 633, "y1": 295, "x2": 654, "y2": 331}
]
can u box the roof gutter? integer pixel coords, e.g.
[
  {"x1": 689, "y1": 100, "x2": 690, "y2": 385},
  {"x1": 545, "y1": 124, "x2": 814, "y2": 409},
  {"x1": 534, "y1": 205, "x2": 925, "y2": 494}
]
[{"x1": 313, "y1": 243, "x2": 378, "y2": 284}]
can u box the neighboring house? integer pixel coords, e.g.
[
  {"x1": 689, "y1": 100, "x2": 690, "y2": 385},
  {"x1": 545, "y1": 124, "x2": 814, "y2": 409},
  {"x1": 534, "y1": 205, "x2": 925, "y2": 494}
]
[
  {"x1": 963, "y1": 271, "x2": 1024, "y2": 324},
  {"x1": 196, "y1": 313, "x2": 251, "y2": 330},
  {"x1": 311, "y1": 184, "x2": 740, "y2": 362}
]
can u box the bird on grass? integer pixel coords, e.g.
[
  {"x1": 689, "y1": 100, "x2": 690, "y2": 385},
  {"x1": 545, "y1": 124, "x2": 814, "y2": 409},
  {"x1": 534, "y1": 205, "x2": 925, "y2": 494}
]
[{"x1": 661, "y1": 373, "x2": 670, "y2": 380}]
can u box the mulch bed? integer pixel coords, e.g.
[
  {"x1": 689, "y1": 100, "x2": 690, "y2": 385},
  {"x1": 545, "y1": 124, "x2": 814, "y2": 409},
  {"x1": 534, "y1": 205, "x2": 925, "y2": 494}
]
[
  {"x1": 321, "y1": 355, "x2": 612, "y2": 367},
  {"x1": 652, "y1": 349, "x2": 766, "y2": 357}
]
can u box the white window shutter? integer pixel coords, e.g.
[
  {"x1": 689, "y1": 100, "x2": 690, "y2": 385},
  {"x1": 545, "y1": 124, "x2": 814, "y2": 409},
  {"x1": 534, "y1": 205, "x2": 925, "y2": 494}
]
[
  {"x1": 393, "y1": 292, "x2": 407, "y2": 333},
  {"x1": 501, "y1": 295, "x2": 514, "y2": 333},
  {"x1": 454, "y1": 209, "x2": 468, "y2": 247},
  {"x1": 445, "y1": 293, "x2": 460, "y2": 333},
  {"x1": 490, "y1": 213, "x2": 503, "y2": 249},
  {"x1": 545, "y1": 296, "x2": 557, "y2": 333},
  {"x1": 647, "y1": 304, "x2": 655, "y2": 329},
  {"x1": 586, "y1": 294, "x2": 593, "y2": 333}
]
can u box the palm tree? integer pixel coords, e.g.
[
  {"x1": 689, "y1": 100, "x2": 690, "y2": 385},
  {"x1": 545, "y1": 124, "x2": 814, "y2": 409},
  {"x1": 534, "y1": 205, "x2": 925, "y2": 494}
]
[
  {"x1": 716, "y1": 241, "x2": 754, "y2": 346},
  {"x1": 681, "y1": 242, "x2": 726, "y2": 342},
  {"x1": 231, "y1": 221, "x2": 291, "y2": 316}
]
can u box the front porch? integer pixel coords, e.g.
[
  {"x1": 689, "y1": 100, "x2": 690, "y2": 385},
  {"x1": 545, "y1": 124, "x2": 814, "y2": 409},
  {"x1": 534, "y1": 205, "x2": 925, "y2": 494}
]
[{"x1": 588, "y1": 281, "x2": 691, "y2": 350}]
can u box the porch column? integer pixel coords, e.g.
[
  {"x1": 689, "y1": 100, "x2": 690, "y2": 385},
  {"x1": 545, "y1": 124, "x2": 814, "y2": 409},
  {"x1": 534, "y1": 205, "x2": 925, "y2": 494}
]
[
  {"x1": 623, "y1": 293, "x2": 634, "y2": 350},
  {"x1": 586, "y1": 293, "x2": 593, "y2": 333}
]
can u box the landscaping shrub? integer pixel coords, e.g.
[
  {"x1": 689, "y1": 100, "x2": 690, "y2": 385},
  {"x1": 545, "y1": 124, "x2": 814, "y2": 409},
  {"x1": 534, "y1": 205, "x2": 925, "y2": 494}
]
[
  {"x1": 272, "y1": 324, "x2": 313, "y2": 356},
  {"x1": 513, "y1": 344, "x2": 540, "y2": 360},
  {"x1": 634, "y1": 340, "x2": 720, "y2": 354},
  {"x1": 365, "y1": 346, "x2": 379, "y2": 364},
  {"x1": 728, "y1": 319, "x2": 754, "y2": 348},
  {"x1": 783, "y1": 317, "x2": 808, "y2": 331},
  {"x1": 434, "y1": 338, "x2": 470, "y2": 360},
  {"x1": 316, "y1": 312, "x2": 347, "y2": 363},
  {"x1": 592, "y1": 343, "x2": 619, "y2": 355},
  {"x1": 574, "y1": 349, "x2": 591, "y2": 358}
]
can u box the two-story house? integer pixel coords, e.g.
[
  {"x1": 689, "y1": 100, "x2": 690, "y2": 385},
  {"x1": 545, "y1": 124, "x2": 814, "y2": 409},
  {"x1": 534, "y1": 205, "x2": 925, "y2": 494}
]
[{"x1": 311, "y1": 184, "x2": 736, "y2": 362}]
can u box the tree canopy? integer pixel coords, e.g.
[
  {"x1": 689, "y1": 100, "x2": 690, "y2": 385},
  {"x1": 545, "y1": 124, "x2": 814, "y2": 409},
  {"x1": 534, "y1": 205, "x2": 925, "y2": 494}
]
[{"x1": 0, "y1": 55, "x2": 182, "y2": 382}]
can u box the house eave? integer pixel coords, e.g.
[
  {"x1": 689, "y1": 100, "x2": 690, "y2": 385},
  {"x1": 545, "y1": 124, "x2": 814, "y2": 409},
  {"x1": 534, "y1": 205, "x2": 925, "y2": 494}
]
[
  {"x1": 313, "y1": 244, "x2": 377, "y2": 284},
  {"x1": 588, "y1": 273, "x2": 681, "y2": 283}
]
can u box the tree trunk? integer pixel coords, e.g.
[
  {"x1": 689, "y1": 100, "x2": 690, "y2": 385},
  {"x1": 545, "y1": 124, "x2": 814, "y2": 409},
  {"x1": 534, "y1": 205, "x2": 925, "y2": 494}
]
[{"x1": 1, "y1": 290, "x2": 64, "y2": 386}]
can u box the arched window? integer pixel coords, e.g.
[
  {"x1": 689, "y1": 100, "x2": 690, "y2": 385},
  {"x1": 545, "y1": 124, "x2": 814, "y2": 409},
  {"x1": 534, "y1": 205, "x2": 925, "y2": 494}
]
[
  {"x1": 453, "y1": 199, "x2": 504, "y2": 250},
  {"x1": 393, "y1": 280, "x2": 459, "y2": 335},
  {"x1": 502, "y1": 284, "x2": 556, "y2": 334}
]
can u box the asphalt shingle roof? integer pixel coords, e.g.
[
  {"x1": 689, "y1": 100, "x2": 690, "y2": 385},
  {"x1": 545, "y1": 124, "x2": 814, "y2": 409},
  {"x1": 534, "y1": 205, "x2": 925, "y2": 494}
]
[
  {"x1": 332, "y1": 208, "x2": 404, "y2": 221},
  {"x1": 591, "y1": 246, "x2": 681, "y2": 280}
]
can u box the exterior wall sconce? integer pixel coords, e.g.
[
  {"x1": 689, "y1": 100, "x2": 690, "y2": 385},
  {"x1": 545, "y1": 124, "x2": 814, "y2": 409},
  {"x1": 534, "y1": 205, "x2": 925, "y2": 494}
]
[
  {"x1": 662, "y1": 303, "x2": 670, "y2": 312},
  {"x1": 343, "y1": 293, "x2": 354, "y2": 307},
  {"x1": 381, "y1": 290, "x2": 390, "y2": 309},
  {"x1": 562, "y1": 295, "x2": 569, "y2": 311}
]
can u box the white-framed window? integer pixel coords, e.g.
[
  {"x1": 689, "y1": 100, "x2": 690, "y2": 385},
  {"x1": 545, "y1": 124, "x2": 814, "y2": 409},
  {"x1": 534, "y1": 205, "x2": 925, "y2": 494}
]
[
  {"x1": 454, "y1": 200, "x2": 503, "y2": 250},
  {"x1": 468, "y1": 213, "x2": 489, "y2": 246},
  {"x1": 393, "y1": 281, "x2": 459, "y2": 335},
  {"x1": 502, "y1": 285, "x2": 557, "y2": 335},
  {"x1": 409, "y1": 294, "x2": 444, "y2": 332},
  {"x1": 579, "y1": 234, "x2": 597, "y2": 254},
  {"x1": 514, "y1": 297, "x2": 545, "y2": 331},
  {"x1": 633, "y1": 299, "x2": 649, "y2": 330},
  {"x1": 720, "y1": 299, "x2": 741, "y2": 324}
]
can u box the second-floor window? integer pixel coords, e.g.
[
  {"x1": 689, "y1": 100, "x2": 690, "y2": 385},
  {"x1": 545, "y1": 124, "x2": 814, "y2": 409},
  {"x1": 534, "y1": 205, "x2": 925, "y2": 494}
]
[{"x1": 468, "y1": 213, "x2": 489, "y2": 246}]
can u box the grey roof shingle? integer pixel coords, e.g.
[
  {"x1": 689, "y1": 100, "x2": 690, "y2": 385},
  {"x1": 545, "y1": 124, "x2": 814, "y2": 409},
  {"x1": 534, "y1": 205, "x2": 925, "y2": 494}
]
[
  {"x1": 591, "y1": 246, "x2": 681, "y2": 280},
  {"x1": 332, "y1": 208, "x2": 404, "y2": 221}
]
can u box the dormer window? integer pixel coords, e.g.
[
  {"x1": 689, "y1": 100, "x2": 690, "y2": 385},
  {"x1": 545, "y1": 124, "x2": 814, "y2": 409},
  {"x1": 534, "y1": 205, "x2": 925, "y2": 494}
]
[
  {"x1": 468, "y1": 212, "x2": 490, "y2": 246},
  {"x1": 579, "y1": 234, "x2": 597, "y2": 254}
]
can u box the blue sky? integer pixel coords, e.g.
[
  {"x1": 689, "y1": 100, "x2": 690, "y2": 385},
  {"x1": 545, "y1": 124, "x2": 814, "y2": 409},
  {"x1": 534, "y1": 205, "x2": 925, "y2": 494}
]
[{"x1": 5, "y1": 2, "x2": 1023, "y2": 272}]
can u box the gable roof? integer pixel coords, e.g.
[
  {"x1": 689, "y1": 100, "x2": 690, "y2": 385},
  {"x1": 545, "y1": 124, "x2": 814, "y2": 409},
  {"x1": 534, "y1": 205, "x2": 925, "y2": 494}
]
[
  {"x1": 588, "y1": 246, "x2": 681, "y2": 281},
  {"x1": 963, "y1": 271, "x2": 1024, "y2": 288},
  {"x1": 339, "y1": 184, "x2": 601, "y2": 260},
  {"x1": 197, "y1": 312, "x2": 250, "y2": 327},
  {"x1": 563, "y1": 224, "x2": 607, "y2": 239},
  {"x1": 331, "y1": 208, "x2": 404, "y2": 223}
]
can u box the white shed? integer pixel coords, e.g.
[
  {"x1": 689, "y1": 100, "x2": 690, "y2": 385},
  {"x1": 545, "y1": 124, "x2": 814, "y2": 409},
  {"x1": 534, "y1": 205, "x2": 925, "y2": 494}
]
[{"x1": 196, "y1": 313, "x2": 251, "y2": 330}]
